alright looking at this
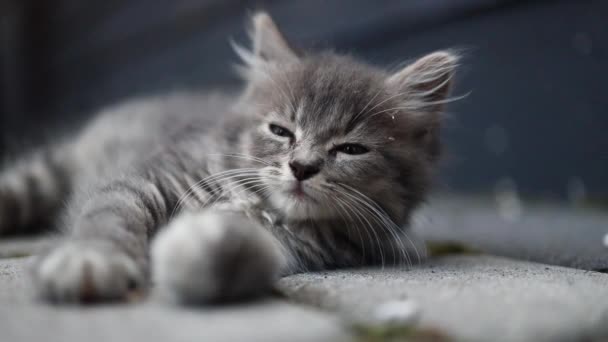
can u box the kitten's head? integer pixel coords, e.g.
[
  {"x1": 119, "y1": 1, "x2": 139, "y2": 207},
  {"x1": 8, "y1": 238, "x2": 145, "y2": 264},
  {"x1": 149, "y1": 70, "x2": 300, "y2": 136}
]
[{"x1": 234, "y1": 13, "x2": 459, "y2": 224}]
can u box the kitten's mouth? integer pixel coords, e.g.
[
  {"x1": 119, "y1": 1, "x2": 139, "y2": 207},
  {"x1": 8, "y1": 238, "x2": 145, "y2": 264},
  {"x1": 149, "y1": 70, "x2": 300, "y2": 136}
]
[{"x1": 285, "y1": 182, "x2": 317, "y2": 203}]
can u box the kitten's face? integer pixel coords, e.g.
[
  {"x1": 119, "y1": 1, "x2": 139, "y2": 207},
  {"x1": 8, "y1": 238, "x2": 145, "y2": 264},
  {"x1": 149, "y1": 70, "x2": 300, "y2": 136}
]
[{"x1": 235, "y1": 14, "x2": 458, "y2": 224}]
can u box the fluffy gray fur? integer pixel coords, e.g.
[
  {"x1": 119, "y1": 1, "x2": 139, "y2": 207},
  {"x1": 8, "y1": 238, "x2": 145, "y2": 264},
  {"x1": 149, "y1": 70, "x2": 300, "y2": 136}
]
[{"x1": 0, "y1": 13, "x2": 459, "y2": 303}]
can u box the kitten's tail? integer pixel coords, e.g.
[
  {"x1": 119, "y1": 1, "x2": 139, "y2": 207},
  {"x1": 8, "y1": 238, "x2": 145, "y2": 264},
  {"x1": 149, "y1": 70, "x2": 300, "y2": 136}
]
[{"x1": 0, "y1": 145, "x2": 74, "y2": 235}]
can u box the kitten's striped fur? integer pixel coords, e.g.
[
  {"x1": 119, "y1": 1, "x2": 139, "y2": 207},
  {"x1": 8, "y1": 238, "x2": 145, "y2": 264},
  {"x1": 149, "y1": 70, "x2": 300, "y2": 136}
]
[{"x1": 0, "y1": 13, "x2": 459, "y2": 303}]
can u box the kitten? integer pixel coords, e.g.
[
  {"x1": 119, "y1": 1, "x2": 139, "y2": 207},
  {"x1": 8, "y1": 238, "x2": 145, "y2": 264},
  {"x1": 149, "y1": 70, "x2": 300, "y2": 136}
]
[{"x1": 0, "y1": 13, "x2": 459, "y2": 303}]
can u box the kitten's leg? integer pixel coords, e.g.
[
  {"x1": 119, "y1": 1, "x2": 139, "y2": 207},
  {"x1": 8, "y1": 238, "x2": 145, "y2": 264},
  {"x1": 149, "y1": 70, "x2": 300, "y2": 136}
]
[
  {"x1": 33, "y1": 175, "x2": 170, "y2": 302},
  {"x1": 0, "y1": 146, "x2": 73, "y2": 235},
  {"x1": 151, "y1": 208, "x2": 286, "y2": 303}
]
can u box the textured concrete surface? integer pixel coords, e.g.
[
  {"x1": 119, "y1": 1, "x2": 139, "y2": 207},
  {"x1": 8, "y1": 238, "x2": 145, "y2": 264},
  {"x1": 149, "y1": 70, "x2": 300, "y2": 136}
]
[
  {"x1": 413, "y1": 195, "x2": 608, "y2": 271},
  {"x1": 280, "y1": 255, "x2": 608, "y2": 342},
  {"x1": 3, "y1": 253, "x2": 608, "y2": 341},
  {"x1": 0, "y1": 257, "x2": 350, "y2": 342},
  {"x1": 0, "y1": 236, "x2": 59, "y2": 259},
  {"x1": 1, "y1": 195, "x2": 607, "y2": 341}
]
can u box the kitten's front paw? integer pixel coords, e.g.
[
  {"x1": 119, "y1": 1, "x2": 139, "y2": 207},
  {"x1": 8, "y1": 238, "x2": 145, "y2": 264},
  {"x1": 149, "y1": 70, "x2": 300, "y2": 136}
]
[
  {"x1": 33, "y1": 240, "x2": 144, "y2": 303},
  {"x1": 151, "y1": 210, "x2": 284, "y2": 304}
]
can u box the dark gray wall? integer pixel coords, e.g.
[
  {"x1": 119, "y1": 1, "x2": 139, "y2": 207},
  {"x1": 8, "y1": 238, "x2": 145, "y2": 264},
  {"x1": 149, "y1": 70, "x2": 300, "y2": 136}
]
[{"x1": 1, "y1": 0, "x2": 606, "y2": 198}]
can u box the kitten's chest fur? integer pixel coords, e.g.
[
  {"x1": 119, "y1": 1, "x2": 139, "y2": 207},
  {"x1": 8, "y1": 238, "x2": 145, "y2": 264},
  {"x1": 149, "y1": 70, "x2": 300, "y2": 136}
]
[{"x1": 211, "y1": 194, "x2": 366, "y2": 271}]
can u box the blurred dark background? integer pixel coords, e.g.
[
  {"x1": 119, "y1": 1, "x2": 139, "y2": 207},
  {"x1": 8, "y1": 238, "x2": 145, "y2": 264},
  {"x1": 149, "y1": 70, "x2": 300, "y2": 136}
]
[{"x1": 1, "y1": 0, "x2": 607, "y2": 200}]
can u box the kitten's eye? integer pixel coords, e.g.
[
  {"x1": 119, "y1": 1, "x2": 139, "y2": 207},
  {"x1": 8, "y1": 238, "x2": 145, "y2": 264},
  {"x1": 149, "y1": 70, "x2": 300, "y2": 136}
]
[
  {"x1": 269, "y1": 124, "x2": 294, "y2": 138},
  {"x1": 332, "y1": 144, "x2": 369, "y2": 155}
]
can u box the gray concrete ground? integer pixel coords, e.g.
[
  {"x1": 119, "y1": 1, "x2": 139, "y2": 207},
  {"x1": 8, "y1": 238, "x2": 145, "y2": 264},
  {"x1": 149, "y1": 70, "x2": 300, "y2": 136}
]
[
  {"x1": 0, "y1": 237, "x2": 59, "y2": 259},
  {"x1": 281, "y1": 256, "x2": 608, "y2": 341},
  {"x1": 1, "y1": 257, "x2": 350, "y2": 342},
  {"x1": 1, "y1": 196, "x2": 608, "y2": 341},
  {"x1": 413, "y1": 195, "x2": 608, "y2": 271}
]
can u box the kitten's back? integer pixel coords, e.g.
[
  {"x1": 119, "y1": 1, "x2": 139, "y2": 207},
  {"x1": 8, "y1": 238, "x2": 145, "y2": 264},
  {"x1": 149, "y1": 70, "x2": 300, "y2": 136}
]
[
  {"x1": 0, "y1": 91, "x2": 233, "y2": 235},
  {"x1": 72, "y1": 92, "x2": 233, "y2": 179}
]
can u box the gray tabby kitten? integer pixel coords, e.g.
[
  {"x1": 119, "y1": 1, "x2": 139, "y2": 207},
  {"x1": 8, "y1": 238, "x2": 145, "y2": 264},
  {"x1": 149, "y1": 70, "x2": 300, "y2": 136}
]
[{"x1": 0, "y1": 13, "x2": 459, "y2": 303}]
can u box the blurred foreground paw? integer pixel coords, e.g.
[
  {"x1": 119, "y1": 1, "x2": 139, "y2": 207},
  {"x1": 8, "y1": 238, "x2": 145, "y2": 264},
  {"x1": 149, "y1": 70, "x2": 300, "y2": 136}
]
[
  {"x1": 151, "y1": 209, "x2": 284, "y2": 304},
  {"x1": 33, "y1": 240, "x2": 144, "y2": 303}
]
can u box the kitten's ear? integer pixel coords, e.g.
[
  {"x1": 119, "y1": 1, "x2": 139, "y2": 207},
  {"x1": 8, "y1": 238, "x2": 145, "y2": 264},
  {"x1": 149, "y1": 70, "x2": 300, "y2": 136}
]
[
  {"x1": 249, "y1": 12, "x2": 298, "y2": 64},
  {"x1": 386, "y1": 51, "x2": 459, "y2": 115},
  {"x1": 387, "y1": 51, "x2": 460, "y2": 161}
]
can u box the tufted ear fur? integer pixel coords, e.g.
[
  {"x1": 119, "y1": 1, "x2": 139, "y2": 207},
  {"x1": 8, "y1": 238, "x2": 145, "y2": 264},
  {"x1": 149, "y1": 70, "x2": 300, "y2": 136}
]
[
  {"x1": 249, "y1": 12, "x2": 298, "y2": 63},
  {"x1": 232, "y1": 12, "x2": 298, "y2": 74},
  {"x1": 386, "y1": 51, "x2": 460, "y2": 160},
  {"x1": 386, "y1": 51, "x2": 459, "y2": 116}
]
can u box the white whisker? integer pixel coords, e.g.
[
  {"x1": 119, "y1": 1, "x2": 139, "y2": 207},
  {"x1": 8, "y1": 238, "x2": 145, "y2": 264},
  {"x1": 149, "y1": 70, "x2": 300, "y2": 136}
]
[
  {"x1": 332, "y1": 188, "x2": 386, "y2": 268},
  {"x1": 337, "y1": 183, "x2": 422, "y2": 267},
  {"x1": 320, "y1": 190, "x2": 366, "y2": 264},
  {"x1": 338, "y1": 188, "x2": 410, "y2": 268},
  {"x1": 170, "y1": 168, "x2": 261, "y2": 218}
]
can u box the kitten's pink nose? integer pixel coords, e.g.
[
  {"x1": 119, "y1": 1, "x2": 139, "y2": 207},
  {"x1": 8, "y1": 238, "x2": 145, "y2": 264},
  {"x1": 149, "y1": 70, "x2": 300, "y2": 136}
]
[{"x1": 289, "y1": 160, "x2": 320, "y2": 181}]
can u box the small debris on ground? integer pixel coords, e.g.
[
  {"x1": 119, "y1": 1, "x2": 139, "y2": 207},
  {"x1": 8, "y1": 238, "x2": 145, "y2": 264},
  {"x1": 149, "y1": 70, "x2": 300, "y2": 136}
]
[
  {"x1": 0, "y1": 252, "x2": 31, "y2": 259},
  {"x1": 346, "y1": 299, "x2": 451, "y2": 341},
  {"x1": 351, "y1": 323, "x2": 451, "y2": 342},
  {"x1": 372, "y1": 299, "x2": 421, "y2": 326}
]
